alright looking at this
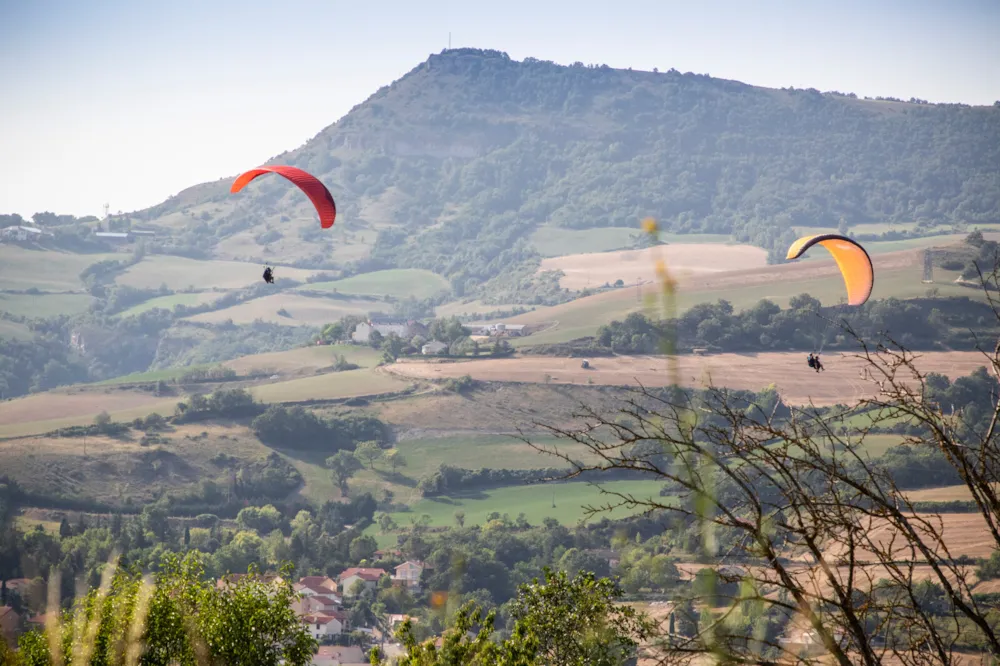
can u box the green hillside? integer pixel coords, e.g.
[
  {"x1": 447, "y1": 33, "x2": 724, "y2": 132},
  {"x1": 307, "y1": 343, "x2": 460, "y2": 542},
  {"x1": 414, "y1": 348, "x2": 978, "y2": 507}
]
[{"x1": 128, "y1": 48, "x2": 998, "y2": 308}]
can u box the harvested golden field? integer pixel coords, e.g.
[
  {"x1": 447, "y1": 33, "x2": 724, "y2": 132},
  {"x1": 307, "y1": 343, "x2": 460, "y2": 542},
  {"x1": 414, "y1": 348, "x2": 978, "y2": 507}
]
[
  {"x1": 0, "y1": 388, "x2": 175, "y2": 436},
  {"x1": 370, "y1": 382, "x2": 625, "y2": 434},
  {"x1": 383, "y1": 350, "x2": 992, "y2": 407},
  {"x1": 222, "y1": 344, "x2": 382, "y2": 376},
  {"x1": 507, "y1": 248, "x2": 969, "y2": 346},
  {"x1": 116, "y1": 255, "x2": 321, "y2": 290},
  {"x1": 810, "y1": 512, "x2": 996, "y2": 561},
  {"x1": 538, "y1": 243, "x2": 768, "y2": 290}
]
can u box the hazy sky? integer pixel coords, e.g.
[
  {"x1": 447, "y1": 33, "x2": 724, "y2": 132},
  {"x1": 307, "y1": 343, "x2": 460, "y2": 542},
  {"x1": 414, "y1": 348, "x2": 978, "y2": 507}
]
[{"x1": 1, "y1": 0, "x2": 998, "y2": 219}]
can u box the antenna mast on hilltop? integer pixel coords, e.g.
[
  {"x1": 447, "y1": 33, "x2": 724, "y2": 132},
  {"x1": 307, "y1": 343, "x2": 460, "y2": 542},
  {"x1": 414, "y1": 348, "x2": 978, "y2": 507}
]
[
  {"x1": 448, "y1": 32, "x2": 451, "y2": 49},
  {"x1": 103, "y1": 203, "x2": 110, "y2": 220}
]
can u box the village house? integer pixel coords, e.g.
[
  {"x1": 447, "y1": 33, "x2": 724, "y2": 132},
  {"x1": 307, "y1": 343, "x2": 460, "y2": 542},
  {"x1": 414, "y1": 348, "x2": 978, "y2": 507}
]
[
  {"x1": 421, "y1": 340, "x2": 448, "y2": 355},
  {"x1": 351, "y1": 318, "x2": 428, "y2": 343},
  {"x1": 296, "y1": 575, "x2": 338, "y2": 594},
  {"x1": 301, "y1": 611, "x2": 348, "y2": 640},
  {"x1": 293, "y1": 592, "x2": 342, "y2": 616},
  {"x1": 311, "y1": 644, "x2": 367, "y2": 666},
  {"x1": 0, "y1": 606, "x2": 20, "y2": 647},
  {"x1": 391, "y1": 560, "x2": 425, "y2": 592},
  {"x1": 337, "y1": 567, "x2": 386, "y2": 596}
]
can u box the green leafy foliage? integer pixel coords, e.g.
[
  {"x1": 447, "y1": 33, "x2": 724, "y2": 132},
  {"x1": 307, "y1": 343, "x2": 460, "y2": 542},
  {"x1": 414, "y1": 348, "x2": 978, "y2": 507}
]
[
  {"x1": 12, "y1": 554, "x2": 316, "y2": 666},
  {"x1": 251, "y1": 405, "x2": 391, "y2": 452},
  {"x1": 378, "y1": 568, "x2": 653, "y2": 666},
  {"x1": 596, "y1": 295, "x2": 999, "y2": 354}
]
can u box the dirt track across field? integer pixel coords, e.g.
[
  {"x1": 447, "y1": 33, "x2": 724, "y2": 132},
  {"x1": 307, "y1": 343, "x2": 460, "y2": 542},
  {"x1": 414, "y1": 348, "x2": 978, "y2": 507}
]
[{"x1": 384, "y1": 350, "x2": 993, "y2": 407}]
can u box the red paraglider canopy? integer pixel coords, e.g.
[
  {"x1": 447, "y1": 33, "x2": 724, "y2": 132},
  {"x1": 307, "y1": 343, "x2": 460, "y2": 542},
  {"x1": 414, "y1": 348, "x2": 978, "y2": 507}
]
[{"x1": 231, "y1": 165, "x2": 337, "y2": 229}]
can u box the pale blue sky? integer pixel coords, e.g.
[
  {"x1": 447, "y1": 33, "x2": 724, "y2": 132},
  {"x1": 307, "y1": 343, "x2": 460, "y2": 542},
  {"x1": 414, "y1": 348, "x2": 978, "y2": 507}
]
[{"x1": 1, "y1": 0, "x2": 997, "y2": 218}]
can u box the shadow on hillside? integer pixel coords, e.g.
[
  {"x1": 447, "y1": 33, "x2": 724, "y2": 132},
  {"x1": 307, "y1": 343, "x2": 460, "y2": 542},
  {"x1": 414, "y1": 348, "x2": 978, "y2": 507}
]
[
  {"x1": 374, "y1": 469, "x2": 417, "y2": 488},
  {"x1": 426, "y1": 489, "x2": 490, "y2": 503},
  {"x1": 266, "y1": 445, "x2": 332, "y2": 469}
]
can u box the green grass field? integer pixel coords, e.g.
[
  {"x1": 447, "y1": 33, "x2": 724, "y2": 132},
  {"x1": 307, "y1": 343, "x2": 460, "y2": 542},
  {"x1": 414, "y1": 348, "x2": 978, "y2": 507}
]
[
  {"x1": 250, "y1": 368, "x2": 413, "y2": 403},
  {"x1": 0, "y1": 319, "x2": 32, "y2": 340},
  {"x1": 116, "y1": 255, "x2": 321, "y2": 291},
  {"x1": 0, "y1": 246, "x2": 115, "y2": 291},
  {"x1": 435, "y1": 300, "x2": 537, "y2": 319},
  {"x1": 512, "y1": 263, "x2": 972, "y2": 347},
  {"x1": 0, "y1": 292, "x2": 94, "y2": 318},
  {"x1": 301, "y1": 269, "x2": 451, "y2": 300},
  {"x1": 529, "y1": 226, "x2": 736, "y2": 258},
  {"x1": 378, "y1": 478, "x2": 670, "y2": 529},
  {"x1": 119, "y1": 292, "x2": 222, "y2": 317},
  {"x1": 90, "y1": 365, "x2": 214, "y2": 386}
]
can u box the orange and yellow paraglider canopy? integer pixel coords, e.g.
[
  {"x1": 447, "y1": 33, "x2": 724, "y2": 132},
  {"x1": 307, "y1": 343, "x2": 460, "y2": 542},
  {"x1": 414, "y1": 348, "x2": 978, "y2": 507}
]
[{"x1": 785, "y1": 234, "x2": 874, "y2": 306}]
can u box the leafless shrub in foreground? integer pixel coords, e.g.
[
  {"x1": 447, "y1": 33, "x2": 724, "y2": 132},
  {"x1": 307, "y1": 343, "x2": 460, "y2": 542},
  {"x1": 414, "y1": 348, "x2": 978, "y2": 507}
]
[{"x1": 521, "y1": 261, "x2": 1000, "y2": 665}]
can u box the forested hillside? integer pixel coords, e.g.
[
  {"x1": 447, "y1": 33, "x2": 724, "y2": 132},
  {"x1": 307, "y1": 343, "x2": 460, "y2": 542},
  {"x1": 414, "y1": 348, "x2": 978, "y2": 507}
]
[{"x1": 127, "y1": 48, "x2": 1000, "y2": 302}]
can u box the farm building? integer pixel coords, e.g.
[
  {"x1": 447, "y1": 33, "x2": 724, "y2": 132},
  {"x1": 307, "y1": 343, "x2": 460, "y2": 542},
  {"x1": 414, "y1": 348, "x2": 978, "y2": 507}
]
[
  {"x1": 467, "y1": 322, "x2": 527, "y2": 337},
  {"x1": 0, "y1": 226, "x2": 53, "y2": 241},
  {"x1": 421, "y1": 341, "x2": 448, "y2": 355},
  {"x1": 352, "y1": 318, "x2": 428, "y2": 343},
  {"x1": 94, "y1": 231, "x2": 134, "y2": 243}
]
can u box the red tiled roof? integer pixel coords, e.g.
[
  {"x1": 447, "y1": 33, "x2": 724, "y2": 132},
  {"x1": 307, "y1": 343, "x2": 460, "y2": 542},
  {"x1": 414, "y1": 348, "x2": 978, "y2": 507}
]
[
  {"x1": 298, "y1": 575, "x2": 335, "y2": 589},
  {"x1": 301, "y1": 610, "x2": 347, "y2": 624},
  {"x1": 337, "y1": 567, "x2": 386, "y2": 582}
]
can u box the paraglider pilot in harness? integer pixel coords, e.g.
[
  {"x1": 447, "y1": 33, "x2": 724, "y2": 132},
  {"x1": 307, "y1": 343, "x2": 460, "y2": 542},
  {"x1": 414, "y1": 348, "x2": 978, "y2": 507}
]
[
  {"x1": 262, "y1": 266, "x2": 274, "y2": 284},
  {"x1": 807, "y1": 353, "x2": 825, "y2": 373}
]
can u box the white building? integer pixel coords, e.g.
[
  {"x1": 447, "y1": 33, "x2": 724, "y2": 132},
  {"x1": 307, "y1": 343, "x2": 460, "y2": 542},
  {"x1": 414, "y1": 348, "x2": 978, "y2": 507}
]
[
  {"x1": 352, "y1": 319, "x2": 427, "y2": 343},
  {"x1": 421, "y1": 341, "x2": 448, "y2": 355},
  {"x1": 392, "y1": 560, "x2": 425, "y2": 592},
  {"x1": 301, "y1": 611, "x2": 347, "y2": 640},
  {"x1": 1, "y1": 226, "x2": 53, "y2": 241}
]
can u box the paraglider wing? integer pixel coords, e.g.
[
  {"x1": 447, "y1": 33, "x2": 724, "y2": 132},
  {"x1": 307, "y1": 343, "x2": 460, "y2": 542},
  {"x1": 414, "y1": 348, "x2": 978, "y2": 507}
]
[
  {"x1": 231, "y1": 165, "x2": 337, "y2": 229},
  {"x1": 786, "y1": 234, "x2": 874, "y2": 306}
]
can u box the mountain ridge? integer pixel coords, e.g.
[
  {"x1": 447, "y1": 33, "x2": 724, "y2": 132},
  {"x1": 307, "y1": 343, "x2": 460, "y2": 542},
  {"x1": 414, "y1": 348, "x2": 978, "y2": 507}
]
[{"x1": 123, "y1": 47, "x2": 999, "y2": 303}]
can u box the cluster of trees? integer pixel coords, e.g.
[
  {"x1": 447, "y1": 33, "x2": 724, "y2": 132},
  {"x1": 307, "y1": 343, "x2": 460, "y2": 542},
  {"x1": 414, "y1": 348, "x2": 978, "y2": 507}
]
[
  {"x1": 250, "y1": 404, "x2": 392, "y2": 452},
  {"x1": 2, "y1": 554, "x2": 316, "y2": 666},
  {"x1": 173, "y1": 387, "x2": 262, "y2": 422},
  {"x1": 0, "y1": 490, "x2": 381, "y2": 620},
  {"x1": 595, "y1": 293, "x2": 998, "y2": 354}
]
